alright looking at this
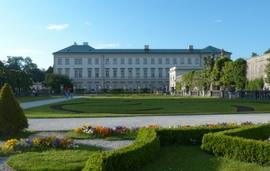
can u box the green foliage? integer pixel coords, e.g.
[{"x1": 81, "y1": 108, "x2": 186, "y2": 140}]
[
  {"x1": 44, "y1": 73, "x2": 72, "y2": 93},
  {"x1": 221, "y1": 58, "x2": 247, "y2": 90},
  {"x1": 246, "y1": 78, "x2": 264, "y2": 90},
  {"x1": 264, "y1": 49, "x2": 270, "y2": 54},
  {"x1": 157, "y1": 125, "x2": 238, "y2": 146},
  {"x1": 201, "y1": 124, "x2": 270, "y2": 165},
  {"x1": 83, "y1": 128, "x2": 160, "y2": 171},
  {"x1": 0, "y1": 83, "x2": 28, "y2": 135},
  {"x1": 211, "y1": 56, "x2": 232, "y2": 86}
]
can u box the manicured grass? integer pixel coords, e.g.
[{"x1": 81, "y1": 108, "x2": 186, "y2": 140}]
[
  {"x1": 7, "y1": 146, "x2": 101, "y2": 171},
  {"x1": 17, "y1": 95, "x2": 61, "y2": 102},
  {"x1": 140, "y1": 145, "x2": 270, "y2": 171},
  {"x1": 24, "y1": 96, "x2": 270, "y2": 118},
  {"x1": 66, "y1": 130, "x2": 137, "y2": 140}
]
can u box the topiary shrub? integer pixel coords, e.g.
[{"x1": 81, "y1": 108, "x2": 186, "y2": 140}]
[
  {"x1": 0, "y1": 83, "x2": 28, "y2": 135},
  {"x1": 83, "y1": 128, "x2": 160, "y2": 171},
  {"x1": 201, "y1": 123, "x2": 270, "y2": 165}
]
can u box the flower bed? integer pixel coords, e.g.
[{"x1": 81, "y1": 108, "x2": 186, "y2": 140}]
[
  {"x1": 201, "y1": 123, "x2": 270, "y2": 165},
  {"x1": 68, "y1": 125, "x2": 138, "y2": 140},
  {"x1": 0, "y1": 136, "x2": 75, "y2": 154}
]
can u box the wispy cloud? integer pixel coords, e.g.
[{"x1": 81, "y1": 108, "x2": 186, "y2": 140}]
[
  {"x1": 46, "y1": 24, "x2": 69, "y2": 31},
  {"x1": 94, "y1": 43, "x2": 120, "y2": 49},
  {"x1": 214, "y1": 19, "x2": 223, "y2": 23},
  {"x1": 84, "y1": 21, "x2": 92, "y2": 26}
]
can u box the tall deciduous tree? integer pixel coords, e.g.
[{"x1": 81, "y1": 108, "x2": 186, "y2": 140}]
[{"x1": 44, "y1": 73, "x2": 72, "y2": 93}]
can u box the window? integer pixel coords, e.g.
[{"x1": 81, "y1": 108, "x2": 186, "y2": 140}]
[
  {"x1": 166, "y1": 58, "x2": 170, "y2": 64},
  {"x1": 74, "y1": 58, "x2": 82, "y2": 65},
  {"x1": 95, "y1": 68, "x2": 100, "y2": 78},
  {"x1": 180, "y1": 57, "x2": 185, "y2": 64},
  {"x1": 195, "y1": 57, "x2": 200, "y2": 64},
  {"x1": 121, "y1": 58, "x2": 125, "y2": 65},
  {"x1": 158, "y1": 68, "x2": 163, "y2": 78},
  {"x1": 57, "y1": 58, "x2": 62, "y2": 65},
  {"x1": 151, "y1": 58, "x2": 155, "y2": 65},
  {"x1": 136, "y1": 68, "x2": 140, "y2": 78},
  {"x1": 136, "y1": 58, "x2": 140, "y2": 65},
  {"x1": 143, "y1": 68, "x2": 148, "y2": 78},
  {"x1": 95, "y1": 58, "x2": 99, "y2": 65},
  {"x1": 165, "y1": 68, "x2": 169, "y2": 77},
  {"x1": 113, "y1": 68, "x2": 117, "y2": 78},
  {"x1": 120, "y1": 68, "x2": 125, "y2": 78},
  {"x1": 88, "y1": 58, "x2": 92, "y2": 65},
  {"x1": 65, "y1": 68, "x2": 70, "y2": 76},
  {"x1": 57, "y1": 68, "x2": 62, "y2": 74},
  {"x1": 74, "y1": 68, "x2": 82, "y2": 78},
  {"x1": 113, "y1": 58, "x2": 117, "y2": 65},
  {"x1": 151, "y1": 68, "x2": 155, "y2": 78},
  {"x1": 128, "y1": 68, "x2": 133, "y2": 78},
  {"x1": 188, "y1": 58, "x2": 192, "y2": 64},
  {"x1": 88, "y1": 68, "x2": 92, "y2": 78},
  {"x1": 143, "y1": 58, "x2": 147, "y2": 65},
  {"x1": 173, "y1": 58, "x2": 177, "y2": 65},
  {"x1": 105, "y1": 68, "x2": 110, "y2": 78},
  {"x1": 128, "y1": 58, "x2": 132, "y2": 65},
  {"x1": 158, "y1": 58, "x2": 162, "y2": 64},
  {"x1": 65, "y1": 58, "x2": 70, "y2": 65},
  {"x1": 105, "y1": 58, "x2": 110, "y2": 65}
]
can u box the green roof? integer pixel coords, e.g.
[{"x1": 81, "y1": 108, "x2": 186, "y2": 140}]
[{"x1": 53, "y1": 44, "x2": 231, "y2": 55}]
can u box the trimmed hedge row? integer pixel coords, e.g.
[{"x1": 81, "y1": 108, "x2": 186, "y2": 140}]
[
  {"x1": 201, "y1": 124, "x2": 270, "y2": 165},
  {"x1": 83, "y1": 128, "x2": 160, "y2": 171},
  {"x1": 157, "y1": 125, "x2": 239, "y2": 146},
  {"x1": 83, "y1": 125, "x2": 239, "y2": 171}
]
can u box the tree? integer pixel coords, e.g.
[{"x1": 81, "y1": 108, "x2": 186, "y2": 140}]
[
  {"x1": 211, "y1": 56, "x2": 231, "y2": 89},
  {"x1": 233, "y1": 58, "x2": 247, "y2": 90},
  {"x1": 246, "y1": 78, "x2": 264, "y2": 90},
  {"x1": 44, "y1": 73, "x2": 72, "y2": 93},
  {"x1": 0, "y1": 83, "x2": 28, "y2": 135},
  {"x1": 251, "y1": 52, "x2": 258, "y2": 57},
  {"x1": 6, "y1": 56, "x2": 24, "y2": 70},
  {"x1": 264, "y1": 49, "x2": 270, "y2": 54}
]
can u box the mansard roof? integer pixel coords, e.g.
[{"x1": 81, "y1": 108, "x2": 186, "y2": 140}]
[{"x1": 53, "y1": 44, "x2": 231, "y2": 55}]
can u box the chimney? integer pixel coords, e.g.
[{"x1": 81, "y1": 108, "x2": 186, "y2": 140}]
[
  {"x1": 83, "y1": 42, "x2": 88, "y2": 46},
  {"x1": 189, "y1": 45, "x2": 194, "y2": 50},
  {"x1": 144, "y1": 45, "x2": 149, "y2": 51}
]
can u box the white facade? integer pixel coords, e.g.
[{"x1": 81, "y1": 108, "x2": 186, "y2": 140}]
[
  {"x1": 246, "y1": 53, "x2": 270, "y2": 89},
  {"x1": 169, "y1": 66, "x2": 202, "y2": 93},
  {"x1": 53, "y1": 43, "x2": 230, "y2": 92}
]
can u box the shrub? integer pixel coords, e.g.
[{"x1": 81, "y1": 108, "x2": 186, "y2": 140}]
[
  {"x1": 0, "y1": 83, "x2": 28, "y2": 135},
  {"x1": 83, "y1": 128, "x2": 160, "y2": 171},
  {"x1": 157, "y1": 124, "x2": 238, "y2": 146},
  {"x1": 201, "y1": 123, "x2": 270, "y2": 165}
]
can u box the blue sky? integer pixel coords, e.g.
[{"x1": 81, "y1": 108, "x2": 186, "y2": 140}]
[{"x1": 0, "y1": 0, "x2": 269, "y2": 69}]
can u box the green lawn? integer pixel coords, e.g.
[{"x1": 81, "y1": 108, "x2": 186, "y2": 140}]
[
  {"x1": 24, "y1": 96, "x2": 270, "y2": 118},
  {"x1": 17, "y1": 95, "x2": 61, "y2": 102},
  {"x1": 140, "y1": 145, "x2": 270, "y2": 171},
  {"x1": 7, "y1": 146, "x2": 101, "y2": 171}
]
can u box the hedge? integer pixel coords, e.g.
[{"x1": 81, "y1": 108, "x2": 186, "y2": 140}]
[
  {"x1": 201, "y1": 123, "x2": 270, "y2": 165},
  {"x1": 83, "y1": 125, "x2": 239, "y2": 171},
  {"x1": 157, "y1": 125, "x2": 239, "y2": 146},
  {"x1": 83, "y1": 128, "x2": 160, "y2": 171}
]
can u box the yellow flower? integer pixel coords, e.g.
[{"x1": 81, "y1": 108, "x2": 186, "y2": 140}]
[
  {"x1": 32, "y1": 137, "x2": 42, "y2": 146},
  {"x1": 2, "y1": 139, "x2": 17, "y2": 152},
  {"x1": 74, "y1": 128, "x2": 83, "y2": 134}
]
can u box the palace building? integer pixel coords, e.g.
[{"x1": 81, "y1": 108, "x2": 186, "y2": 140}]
[{"x1": 53, "y1": 42, "x2": 231, "y2": 92}]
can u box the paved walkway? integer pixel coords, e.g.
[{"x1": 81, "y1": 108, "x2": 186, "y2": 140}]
[
  {"x1": 28, "y1": 113, "x2": 270, "y2": 131},
  {"x1": 21, "y1": 97, "x2": 79, "y2": 109}
]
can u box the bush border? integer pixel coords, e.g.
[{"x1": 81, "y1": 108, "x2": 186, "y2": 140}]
[{"x1": 201, "y1": 123, "x2": 270, "y2": 164}]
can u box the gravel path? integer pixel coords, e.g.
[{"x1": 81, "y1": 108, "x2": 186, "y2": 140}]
[
  {"x1": 20, "y1": 96, "x2": 80, "y2": 109},
  {"x1": 0, "y1": 157, "x2": 15, "y2": 171},
  {"x1": 28, "y1": 113, "x2": 270, "y2": 131}
]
